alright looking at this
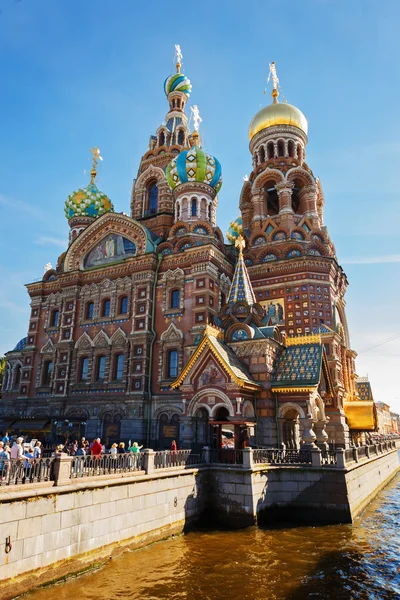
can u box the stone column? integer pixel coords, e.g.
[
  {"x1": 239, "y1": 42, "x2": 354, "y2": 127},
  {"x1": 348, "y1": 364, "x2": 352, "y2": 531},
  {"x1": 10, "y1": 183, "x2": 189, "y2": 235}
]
[
  {"x1": 314, "y1": 420, "x2": 329, "y2": 450},
  {"x1": 300, "y1": 415, "x2": 317, "y2": 448},
  {"x1": 142, "y1": 449, "x2": 155, "y2": 474},
  {"x1": 52, "y1": 454, "x2": 74, "y2": 487},
  {"x1": 276, "y1": 182, "x2": 294, "y2": 229},
  {"x1": 251, "y1": 189, "x2": 265, "y2": 230},
  {"x1": 299, "y1": 184, "x2": 318, "y2": 223},
  {"x1": 242, "y1": 448, "x2": 254, "y2": 469}
]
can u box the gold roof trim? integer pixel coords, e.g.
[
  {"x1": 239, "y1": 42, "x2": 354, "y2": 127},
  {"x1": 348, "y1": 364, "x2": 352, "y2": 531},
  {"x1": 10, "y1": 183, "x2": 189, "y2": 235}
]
[
  {"x1": 285, "y1": 333, "x2": 321, "y2": 347},
  {"x1": 204, "y1": 324, "x2": 224, "y2": 339},
  {"x1": 271, "y1": 386, "x2": 316, "y2": 394},
  {"x1": 344, "y1": 401, "x2": 377, "y2": 431},
  {"x1": 171, "y1": 334, "x2": 261, "y2": 391}
]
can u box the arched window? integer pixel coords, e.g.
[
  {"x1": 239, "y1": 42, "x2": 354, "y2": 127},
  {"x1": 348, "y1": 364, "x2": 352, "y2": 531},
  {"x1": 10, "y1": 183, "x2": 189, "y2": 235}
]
[
  {"x1": 14, "y1": 364, "x2": 22, "y2": 387},
  {"x1": 267, "y1": 142, "x2": 274, "y2": 159},
  {"x1": 51, "y1": 310, "x2": 59, "y2": 327},
  {"x1": 102, "y1": 299, "x2": 111, "y2": 317},
  {"x1": 86, "y1": 302, "x2": 94, "y2": 320},
  {"x1": 264, "y1": 181, "x2": 279, "y2": 216},
  {"x1": 80, "y1": 357, "x2": 89, "y2": 381},
  {"x1": 96, "y1": 355, "x2": 106, "y2": 381},
  {"x1": 177, "y1": 130, "x2": 184, "y2": 145},
  {"x1": 221, "y1": 292, "x2": 226, "y2": 306},
  {"x1": 208, "y1": 204, "x2": 212, "y2": 221},
  {"x1": 147, "y1": 182, "x2": 158, "y2": 214},
  {"x1": 42, "y1": 361, "x2": 53, "y2": 386},
  {"x1": 170, "y1": 289, "x2": 180, "y2": 309},
  {"x1": 159, "y1": 132, "x2": 165, "y2": 146},
  {"x1": 119, "y1": 296, "x2": 128, "y2": 314},
  {"x1": 277, "y1": 140, "x2": 284, "y2": 156},
  {"x1": 167, "y1": 349, "x2": 178, "y2": 378},
  {"x1": 176, "y1": 203, "x2": 181, "y2": 220},
  {"x1": 259, "y1": 146, "x2": 265, "y2": 163},
  {"x1": 288, "y1": 140, "x2": 295, "y2": 158},
  {"x1": 114, "y1": 354, "x2": 124, "y2": 381},
  {"x1": 191, "y1": 198, "x2": 197, "y2": 217}
]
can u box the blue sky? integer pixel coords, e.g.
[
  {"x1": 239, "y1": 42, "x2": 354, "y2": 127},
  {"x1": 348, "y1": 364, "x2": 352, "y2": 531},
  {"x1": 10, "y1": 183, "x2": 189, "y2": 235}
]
[{"x1": 1, "y1": 0, "x2": 400, "y2": 411}]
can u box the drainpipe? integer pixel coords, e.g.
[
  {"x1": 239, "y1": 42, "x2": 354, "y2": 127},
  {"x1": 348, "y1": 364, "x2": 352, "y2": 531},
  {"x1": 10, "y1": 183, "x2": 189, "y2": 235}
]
[
  {"x1": 275, "y1": 392, "x2": 281, "y2": 447},
  {"x1": 146, "y1": 253, "x2": 163, "y2": 446}
]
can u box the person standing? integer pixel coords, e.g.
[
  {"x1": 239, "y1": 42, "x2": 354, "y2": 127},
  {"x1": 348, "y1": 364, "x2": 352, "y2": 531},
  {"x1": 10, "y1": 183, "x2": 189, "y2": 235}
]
[
  {"x1": 91, "y1": 438, "x2": 102, "y2": 458},
  {"x1": 0, "y1": 441, "x2": 10, "y2": 483},
  {"x1": 11, "y1": 437, "x2": 26, "y2": 460},
  {"x1": 128, "y1": 442, "x2": 143, "y2": 469},
  {"x1": 2, "y1": 432, "x2": 9, "y2": 446},
  {"x1": 33, "y1": 441, "x2": 42, "y2": 459}
]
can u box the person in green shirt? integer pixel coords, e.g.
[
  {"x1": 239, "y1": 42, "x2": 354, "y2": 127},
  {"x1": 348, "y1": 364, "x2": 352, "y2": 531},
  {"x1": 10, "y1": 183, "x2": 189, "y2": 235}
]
[{"x1": 128, "y1": 442, "x2": 143, "y2": 469}]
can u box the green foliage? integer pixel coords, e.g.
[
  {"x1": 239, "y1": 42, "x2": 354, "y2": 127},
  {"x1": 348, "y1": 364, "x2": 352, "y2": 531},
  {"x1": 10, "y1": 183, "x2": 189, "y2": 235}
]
[{"x1": 0, "y1": 356, "x2": 5, "y2": 392}]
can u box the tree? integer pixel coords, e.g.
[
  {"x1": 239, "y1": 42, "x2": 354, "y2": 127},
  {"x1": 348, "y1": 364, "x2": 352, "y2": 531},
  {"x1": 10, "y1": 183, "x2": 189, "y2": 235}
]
[{"x1": 0, "y1": 357, "x2": 6, "y2": 393}]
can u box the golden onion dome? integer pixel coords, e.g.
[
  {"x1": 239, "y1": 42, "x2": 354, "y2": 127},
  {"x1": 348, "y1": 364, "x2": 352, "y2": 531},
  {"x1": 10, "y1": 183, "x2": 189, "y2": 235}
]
[{"x1": 249, "y1": 92, "x2": 308, "y2": 140}]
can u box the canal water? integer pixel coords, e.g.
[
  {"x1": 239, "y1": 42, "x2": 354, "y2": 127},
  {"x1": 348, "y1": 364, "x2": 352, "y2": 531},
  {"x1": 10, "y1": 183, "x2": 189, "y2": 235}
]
[{"x1": 24, "y1": 474, "x2": 400, "y2": 600}]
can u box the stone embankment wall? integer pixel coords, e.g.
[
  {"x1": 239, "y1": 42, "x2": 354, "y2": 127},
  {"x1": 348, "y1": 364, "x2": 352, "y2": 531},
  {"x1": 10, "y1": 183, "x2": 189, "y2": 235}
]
[
  {"x1": 206, "y1": 447, "x2": 400, "y2": 526},
  {"x1": 0, "y1": 468, "x2": 204, "y2": 600}
]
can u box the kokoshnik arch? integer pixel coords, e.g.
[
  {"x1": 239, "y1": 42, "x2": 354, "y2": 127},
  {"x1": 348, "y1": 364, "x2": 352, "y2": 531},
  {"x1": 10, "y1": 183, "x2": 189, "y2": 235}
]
[{"x1": 1, "y1": 52, "x2": 376, "y2": 450}]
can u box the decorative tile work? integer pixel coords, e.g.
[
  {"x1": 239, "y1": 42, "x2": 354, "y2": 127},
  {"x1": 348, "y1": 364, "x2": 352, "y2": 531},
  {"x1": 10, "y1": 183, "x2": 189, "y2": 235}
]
[{"x1": 272, "y1": 342, "x2": 322, "y2": 387}]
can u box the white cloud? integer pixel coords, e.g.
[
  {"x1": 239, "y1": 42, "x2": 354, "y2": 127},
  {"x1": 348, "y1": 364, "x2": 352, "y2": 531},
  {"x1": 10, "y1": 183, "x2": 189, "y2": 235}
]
[
  {"x1": 0, "y1": 193, "x2": 47, "y2": 222},
  {"x1": 341, "y1": 254, "x2": 400, "y2": 265},
  {"x1": 34, "y1": 236, "x2": 66, "y2": 248}
]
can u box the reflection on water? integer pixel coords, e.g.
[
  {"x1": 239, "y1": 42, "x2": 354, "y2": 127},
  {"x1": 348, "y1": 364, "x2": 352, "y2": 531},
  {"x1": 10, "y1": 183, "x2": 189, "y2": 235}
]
[{"x1": 24, "y1": 474, "x2": 400, "y2": 600}]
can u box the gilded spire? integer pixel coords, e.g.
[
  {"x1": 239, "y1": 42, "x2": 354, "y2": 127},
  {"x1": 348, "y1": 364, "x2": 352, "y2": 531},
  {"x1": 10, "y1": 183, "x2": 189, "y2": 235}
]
[
  {"x1": 228, "y1": 235, "x2": 256, "y2": 305},
  {"x1": 89, "y1": 146, "x2": 102, "y2": 184},
  {"x1": 190, "y1": 105, "x2": 202, "y2": 146},
  {"x1": 175, "y1": 44, "x2": 183, "y2": 73},
  {"x1": 268, "y1": 61, "x2": 279, "y2": 104}
]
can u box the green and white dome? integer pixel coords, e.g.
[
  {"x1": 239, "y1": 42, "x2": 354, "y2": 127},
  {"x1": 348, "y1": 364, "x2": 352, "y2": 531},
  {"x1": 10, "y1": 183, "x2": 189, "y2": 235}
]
[
  {"x1": 166, "y1": 145, "x2": 222, "y2": 193},
  {"x1": 65, "y1": 183, "x2": 114, "y2": 220}
]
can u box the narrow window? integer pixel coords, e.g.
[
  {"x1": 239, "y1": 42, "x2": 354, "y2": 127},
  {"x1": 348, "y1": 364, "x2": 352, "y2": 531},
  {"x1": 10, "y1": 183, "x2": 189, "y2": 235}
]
[
  {"x1": 278, "y1": 141, "x2": 284, "y2": 156},
  {"x1": 177, "y1": 130, "x2": 184, "y2": 145},
  {"x1": 170, "y1": 289, "x2": 180, "y2": 309},
  {"x1": 102, "y1": 299, "x2": 111, "y2": 317},
  {"x1": 168, "y1": 350, "x2": 178, "y2": 378},
  {"x1": 120, "y1": 296, "x2": 128, "y2": 314},
  {"x1": 43, "y1": 361, "x2": 53, "y2": 386},
  {"x1": 191, "y1": 198, "x2": 197, "y2": 217},
  {"x1": 114, "y1": 354, "x2": 124, "y2": 381},
  {"x1": 97, "y1": 356, "x2": 106, "y2": 381},
  {"x1": 148, "y1": 183, "x2": 158, "y2": 214},
  {"x1": 51, "y1": 310, "x2": 59, "y2": 326},
  {"x1": 86, "y1": 302, "x2": 94, "y2": 320},
  {"x1": 208, "y1": 204, "x2": 212, "y2": 221},
  {"x1": 80, "y1": 357, "x2": 89, "y2": 381},
  {"x1": 15, "y1": 365, "x2": 22, "y2": 386}
]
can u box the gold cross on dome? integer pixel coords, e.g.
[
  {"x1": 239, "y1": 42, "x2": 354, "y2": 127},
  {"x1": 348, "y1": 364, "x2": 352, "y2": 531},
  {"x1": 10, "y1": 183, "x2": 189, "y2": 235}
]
[
  {"x1": 89, "y1": 146, "x2": 102, "y2": 183},
  {"x1": 235, "y1": 234, "x2": 246, "y2": 256}
]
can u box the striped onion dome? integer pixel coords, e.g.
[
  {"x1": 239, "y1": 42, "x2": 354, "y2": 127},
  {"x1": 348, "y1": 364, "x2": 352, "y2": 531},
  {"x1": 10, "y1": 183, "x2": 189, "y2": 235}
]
[
  {"x1": 164, "y1": 72, "x2": 192, "y2": 98},
  {"x1": 166, "y1": 145, "x2": 222, "y2": 193}
]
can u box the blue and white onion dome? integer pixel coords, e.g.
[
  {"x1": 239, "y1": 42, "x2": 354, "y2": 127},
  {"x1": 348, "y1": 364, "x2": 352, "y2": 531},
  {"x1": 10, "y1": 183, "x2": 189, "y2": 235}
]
[
  {"x1": 64, "y1": 182, "x2": 114, "y2": 220},
  {"x1": 164, "y1": 72, "x2": 192, "y2": 98},
  {"x1": 226, "y1": 217, "x2": 243, "y2": 244},
  {"x1": 166, "y1": 145, "x2": 222, "y2": 193}
]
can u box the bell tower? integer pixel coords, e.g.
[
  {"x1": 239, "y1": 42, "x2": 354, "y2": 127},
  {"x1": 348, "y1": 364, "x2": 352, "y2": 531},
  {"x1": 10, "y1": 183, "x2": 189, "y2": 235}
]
[{"x1": 130, "y1": 46, "x2": 192, "y2": 239}]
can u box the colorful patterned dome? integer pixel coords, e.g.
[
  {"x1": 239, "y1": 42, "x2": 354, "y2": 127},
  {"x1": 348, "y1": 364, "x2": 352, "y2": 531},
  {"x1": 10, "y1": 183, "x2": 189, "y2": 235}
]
[
  {"x1": 166, "y1": 145, "x2": 222, "y2": 193},
  {"x1": 64, "y1": 183, "x2": 114, "y2": 220},
  {"x1": 164, "y1": 73, "x2": 192, "y2": 98},
  {"x1": 226, "y1": 217, "x2": 243, "y2": 244}
]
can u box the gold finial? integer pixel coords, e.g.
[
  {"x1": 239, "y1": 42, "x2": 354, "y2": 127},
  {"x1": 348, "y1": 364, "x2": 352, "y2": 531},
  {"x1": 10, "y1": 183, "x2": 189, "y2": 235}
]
[
  {"x1": 89, "y1": 146, "x2": 103, "y2": 184},
  {"x1": 235, "y1": 234, "x2": 246, "y2": 257},
  {"x1": 175, "y1": 44, "x2": 183, "y2": 73}
]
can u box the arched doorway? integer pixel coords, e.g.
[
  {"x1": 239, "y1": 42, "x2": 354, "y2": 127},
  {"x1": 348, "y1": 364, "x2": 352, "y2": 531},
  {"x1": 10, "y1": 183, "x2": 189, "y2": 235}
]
[
  {"x1": 158, "y1": 413, "x2": 180, "y2": 449},
  {"x1": 103, "y1": 413, "x2": 121, "y2": 447}
]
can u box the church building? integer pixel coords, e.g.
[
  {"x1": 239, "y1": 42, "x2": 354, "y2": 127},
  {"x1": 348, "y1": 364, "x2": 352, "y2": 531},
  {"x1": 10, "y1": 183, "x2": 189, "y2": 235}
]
[{"x1": 1, "y1": 52, "x2": 376, "y2": 449}]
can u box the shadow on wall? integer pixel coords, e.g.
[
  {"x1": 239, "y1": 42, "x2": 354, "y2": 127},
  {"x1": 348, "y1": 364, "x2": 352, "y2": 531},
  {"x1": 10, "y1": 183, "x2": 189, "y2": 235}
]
[{"x1": 256, "y1": 472, "x2": 352, "y2": 526}]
